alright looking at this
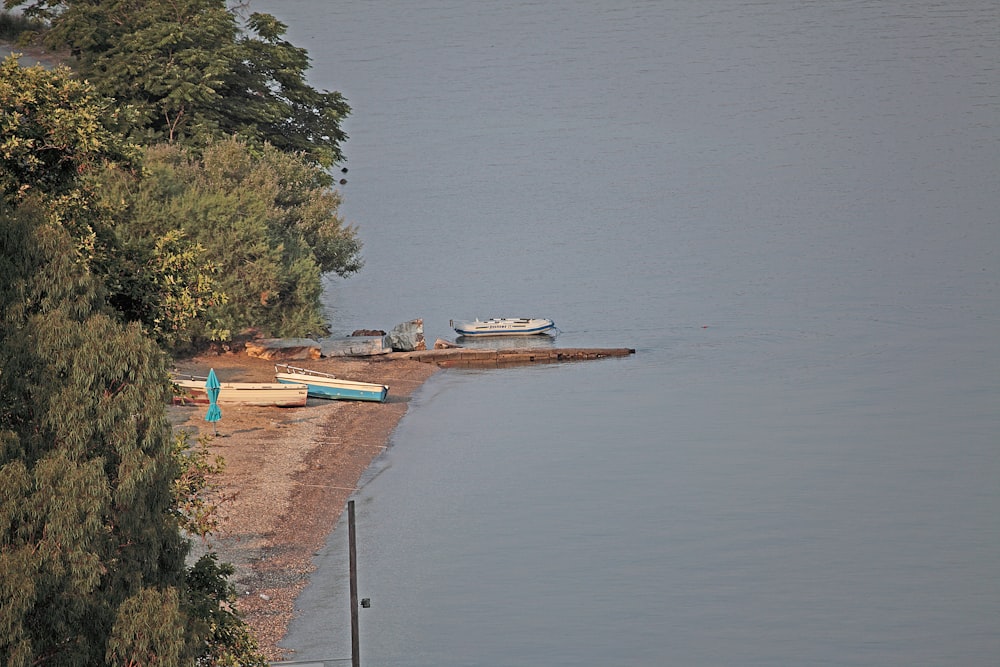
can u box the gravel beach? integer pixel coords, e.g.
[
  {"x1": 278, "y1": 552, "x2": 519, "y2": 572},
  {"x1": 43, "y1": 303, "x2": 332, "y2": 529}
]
[{"x1": 169, "y1": 351, "x2": 439, "y2": 661}]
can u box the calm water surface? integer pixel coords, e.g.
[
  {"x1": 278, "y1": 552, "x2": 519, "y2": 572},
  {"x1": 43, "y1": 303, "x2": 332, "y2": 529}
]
[{"x1": 252, "y1": 1, "x2": 1000, "y2": 665}]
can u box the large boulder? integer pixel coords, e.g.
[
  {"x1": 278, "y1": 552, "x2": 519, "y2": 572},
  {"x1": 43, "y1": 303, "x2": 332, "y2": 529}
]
[{"x1": 387, "y1": 319, "x2": 426, "y2": 351}]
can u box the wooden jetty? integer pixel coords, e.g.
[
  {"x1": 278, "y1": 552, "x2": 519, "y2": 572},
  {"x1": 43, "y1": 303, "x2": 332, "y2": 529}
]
[{"x1": 385, "y1": 347, "x2": 635, "y2": 368}]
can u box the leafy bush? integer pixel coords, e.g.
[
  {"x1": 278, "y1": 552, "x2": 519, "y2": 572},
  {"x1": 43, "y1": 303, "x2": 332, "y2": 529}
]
[{"x1": 99, "y1": 139, "x2": 361, "y2": 348}]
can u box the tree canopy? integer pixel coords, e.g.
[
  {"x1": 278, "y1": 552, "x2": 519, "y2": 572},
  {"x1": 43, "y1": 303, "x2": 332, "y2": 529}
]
[
  {"x1": 100, "y1": 139, "x2": 362, "y2": 347},
  {"x1": 3, "y1": 7, "x2": 364, "y2": 346},
  {"x1": 0, "y1": 62, "x2": 189, "y2": 663},
  {"x1": 6, "y1": 0, "x2": 351, "y2": 168},
  {"x1": 2, "y1": 55, "x2": 226, "y2": 349},
  {"x1": 1, "y1": 3, "x2": 364, "y2": 654},
  {"x1": 1, "y1": 57, "x2": 267, "y2": 666},
  {"x1": 0, "y1": 53, "x2": 137, "y2": 199}
]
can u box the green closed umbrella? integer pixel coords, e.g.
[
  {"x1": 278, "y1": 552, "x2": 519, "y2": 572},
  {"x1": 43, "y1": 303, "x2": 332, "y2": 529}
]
[{"x1": 205, "y1": 368, "x2": 222, "y2": 435}]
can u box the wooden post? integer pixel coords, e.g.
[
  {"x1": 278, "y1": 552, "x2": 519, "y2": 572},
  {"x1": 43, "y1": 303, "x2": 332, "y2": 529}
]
[{"x1": 348, "y1": 500, "x2": 360, "y2": 667}]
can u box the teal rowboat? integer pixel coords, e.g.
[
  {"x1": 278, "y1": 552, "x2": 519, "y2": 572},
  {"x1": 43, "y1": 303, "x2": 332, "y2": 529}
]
[{"x1": 274, "y1": 364, "x2": 389, "y2": 402}]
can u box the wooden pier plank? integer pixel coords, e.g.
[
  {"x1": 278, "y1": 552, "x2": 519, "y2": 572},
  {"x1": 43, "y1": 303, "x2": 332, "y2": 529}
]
[{"x1": 384, "y1": 347, "x2": 635, "y2": 368}]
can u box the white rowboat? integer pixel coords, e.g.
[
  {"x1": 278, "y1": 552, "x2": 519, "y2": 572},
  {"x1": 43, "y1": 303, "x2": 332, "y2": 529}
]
[{"x1": 172, "y1": 377, "x2": 308, "y2": 407}]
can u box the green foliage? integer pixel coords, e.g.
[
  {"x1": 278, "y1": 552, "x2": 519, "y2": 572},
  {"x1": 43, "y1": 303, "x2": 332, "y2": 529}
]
[
  {"x1": 107, "y1": 587, "x2": 187, "y2": 667},
  {"x1": 102, "y1": 139, "x2": 362, "y2": 343},
  {"x1": 51, "y1": 0, "x2": 240, "y2": 147},
  {"x1": 103, "y1": 224, "x2": 229, "y2": 352},
  {"x1": 171, "y1": 431, "x2": 226, "y2": 540},
  {"x1": 186, "y1": 554, "x2": 268, "y2": 667},
  {"x1": 10, "y1": 0, "x2": 351, "y2": 167},
  {"x1": 0, "y1": 54, "x2": 138, "y2": 199},
  {"x1": 0, "y1": 53, "x2": 143, "y2": 306},
  {"x1": 1, "y1": 199, "x2": 190, "y2": 665},
  {"x1": 1, "y1": 61, "x2": 268, "y2": 665},
  {"x1": 222, "y1": 11, "x2": 350, "y2": 167},
  {"x1": 1, "y1": 181, "x2": 268, "y2": 667},
  {"x1": 2, "y1": 14, "x2": 358, "y2": 659},
  {"x1": 4, "y1": 3, "x2": 364, "y2": 347},
  {"x1": 1, "y1": 55, "x2": 226, "y2": 350}
]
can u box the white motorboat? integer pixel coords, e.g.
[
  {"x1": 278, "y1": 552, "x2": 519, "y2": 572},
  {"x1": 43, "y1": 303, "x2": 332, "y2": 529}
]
[{"x1": 450, "y1": 317, "x2": 557, "y2": 337}]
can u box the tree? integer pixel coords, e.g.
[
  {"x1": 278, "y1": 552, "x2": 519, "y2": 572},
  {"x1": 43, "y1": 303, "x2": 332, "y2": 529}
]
[
  {"x1": 1, "y1": 198, "x2": 193, "y2": 666},
  {"x1": 103, "y1": 228, "x2": 229, "y2": 352},
  {"x1": 4, "y1": 2, "x2": 365, "y2": 345},
  {"x1": 218, "y1": 11, "x2": 350, "y2": 167},
  {"x1": 1, "y1": 55, "x2": 266, "y2": 666},
  {"x1": 8, "y1": 0, "x2": 351, "y2": 167},
  {"x1": 99, "y1": 139, "x2": 362, "y2": 344},
  {"x1": 2, "y1": 55, "x2": 225, "y2": 349},
  {"x1": 0, "y1": 54, "x2": 134, "y2": 195},
  {"x1": 0, "y1": 53, "x2": 137, "y2": 223}
]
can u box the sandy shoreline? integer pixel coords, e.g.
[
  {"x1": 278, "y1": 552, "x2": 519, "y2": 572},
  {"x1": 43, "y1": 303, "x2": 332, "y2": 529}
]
[{"x1": 169, "y1": 351, "x2": 439, "y2": 661}]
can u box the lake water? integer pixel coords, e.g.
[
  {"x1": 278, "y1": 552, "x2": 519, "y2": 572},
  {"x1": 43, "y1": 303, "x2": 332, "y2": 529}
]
[{"x1": 251, "y1": 1, "x2": 1000, "y2": 665}]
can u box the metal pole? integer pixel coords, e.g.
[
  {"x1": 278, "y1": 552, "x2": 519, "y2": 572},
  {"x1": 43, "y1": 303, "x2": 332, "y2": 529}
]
[{"x1": 348, "y1": 500, "x2": 360, "y2": 667}]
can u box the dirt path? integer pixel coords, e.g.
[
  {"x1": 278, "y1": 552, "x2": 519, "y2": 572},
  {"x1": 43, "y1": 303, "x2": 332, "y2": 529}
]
[{"x1": 169, "y1": 351, "x2": 439, "y2": 661}]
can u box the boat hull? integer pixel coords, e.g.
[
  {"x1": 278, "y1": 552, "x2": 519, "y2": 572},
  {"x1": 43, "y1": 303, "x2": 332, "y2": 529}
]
[
  {"x1": 275, "y1": 372, "x2": 389, "y2": 403},
  {"x1": 452, "y1": 317, "x2": 556, "y2": 337},
  {"x1": 173, "y1": 379, "x2": 308, "y2": 407}
]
